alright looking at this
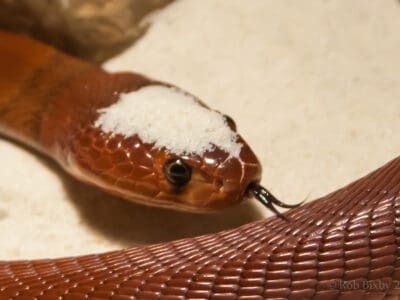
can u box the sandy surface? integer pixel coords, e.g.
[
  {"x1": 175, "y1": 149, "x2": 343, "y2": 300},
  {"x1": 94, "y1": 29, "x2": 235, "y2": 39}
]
[{"x1": 1, "y1": 0, "x2": 399, "y2": 260}]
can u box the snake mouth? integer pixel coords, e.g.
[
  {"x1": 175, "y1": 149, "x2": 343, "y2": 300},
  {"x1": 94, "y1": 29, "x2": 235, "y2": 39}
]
[{"x1": 247, "y1": 182, "x2": 304, "y2": 220}]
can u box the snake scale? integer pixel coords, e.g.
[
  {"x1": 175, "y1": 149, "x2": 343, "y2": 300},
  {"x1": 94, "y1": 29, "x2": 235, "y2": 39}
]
[{"x1": 0, "y1": 31, "x2": 399, "y2": 299}]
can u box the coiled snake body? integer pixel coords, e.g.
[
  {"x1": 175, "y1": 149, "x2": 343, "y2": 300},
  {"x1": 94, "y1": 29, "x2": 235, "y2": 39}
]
[{"x1": 0, "y1": 31, "x2": 399, "y2": 299}]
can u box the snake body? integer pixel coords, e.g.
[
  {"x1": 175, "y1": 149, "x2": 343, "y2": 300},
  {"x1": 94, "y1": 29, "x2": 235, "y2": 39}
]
[{"x1": 0, "y1": 31, "x2": 399, "y2": 299}]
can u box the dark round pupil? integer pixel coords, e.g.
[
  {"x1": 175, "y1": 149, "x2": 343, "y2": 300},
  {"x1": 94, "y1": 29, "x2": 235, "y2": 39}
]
[
  {"x1": 170, "y1": 164, "x2": 187, "y2": 176},
  {"x1": 164, "y1": 159, "x2": 192, "y2": 187}
]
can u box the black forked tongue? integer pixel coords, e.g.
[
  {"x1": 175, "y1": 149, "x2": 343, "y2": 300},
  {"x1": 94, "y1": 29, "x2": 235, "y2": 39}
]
[{"x1": 248, "y1": 183, "x2": 303, "y2": 221}]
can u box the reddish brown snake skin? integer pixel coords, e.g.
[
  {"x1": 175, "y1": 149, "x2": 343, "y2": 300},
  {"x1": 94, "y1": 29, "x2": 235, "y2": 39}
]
[{"x1": 1, "y1": 31, "x2": 400, "y2": 299}]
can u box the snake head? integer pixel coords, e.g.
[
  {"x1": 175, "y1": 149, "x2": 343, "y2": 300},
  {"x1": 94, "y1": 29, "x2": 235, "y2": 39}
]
[
  {"x1": 156, "y1": 135, "x2": 262, "y2": 212},
  {"x1": 43, "y1": 73, "x2": 262, "y2": 212}
]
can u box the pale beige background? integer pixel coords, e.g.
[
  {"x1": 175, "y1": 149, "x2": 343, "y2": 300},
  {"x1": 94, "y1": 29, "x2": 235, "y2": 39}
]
[{"x1": 0, "y1": 0, "x2": 399, "y2": 259}]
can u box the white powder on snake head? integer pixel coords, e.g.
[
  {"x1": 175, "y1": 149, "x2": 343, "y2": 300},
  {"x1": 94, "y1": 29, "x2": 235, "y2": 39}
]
[{"x1": 94, "y1": 85, "x2": 243, "y2": 157}]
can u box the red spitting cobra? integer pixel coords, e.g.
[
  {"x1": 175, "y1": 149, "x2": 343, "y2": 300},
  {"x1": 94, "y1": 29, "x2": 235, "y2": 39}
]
[{"x1": 0, "y1": 31, "x2": 399, "y2": 299}]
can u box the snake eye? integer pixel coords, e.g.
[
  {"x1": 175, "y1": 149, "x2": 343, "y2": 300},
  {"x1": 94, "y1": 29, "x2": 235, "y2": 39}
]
[
  {"x1": 163, "y1": 158, "x2": 192, "y2": 187},
  {"x1": 224, "y1": 114, "x2": 237, "y2": 131}
]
